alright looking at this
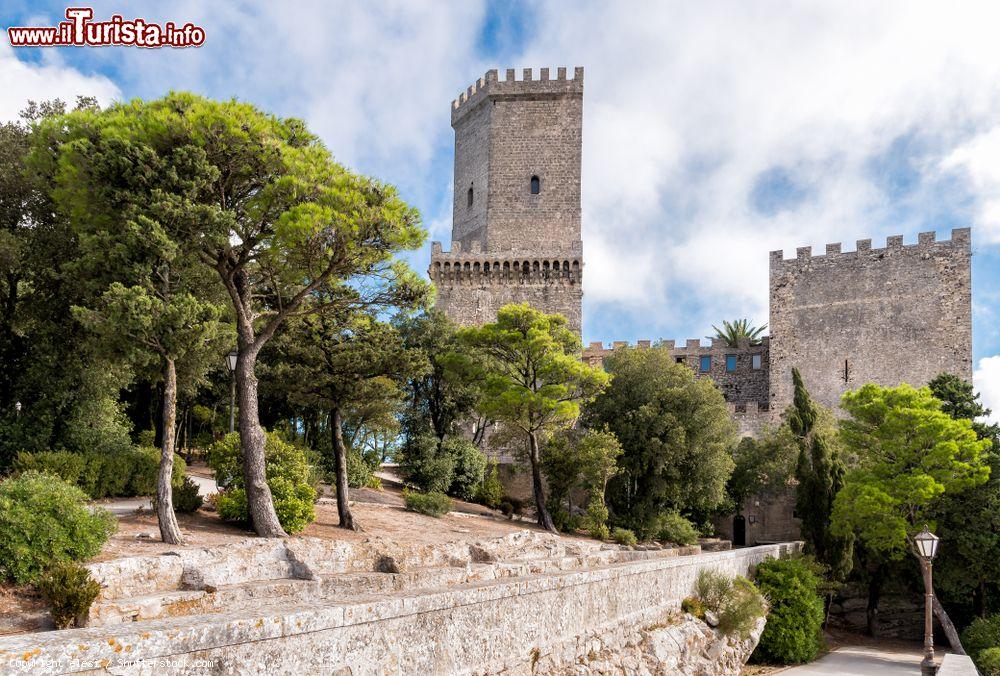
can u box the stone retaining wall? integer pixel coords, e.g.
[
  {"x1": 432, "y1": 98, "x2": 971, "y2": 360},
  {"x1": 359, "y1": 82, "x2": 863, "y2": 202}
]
[{"x1": 0, "y1": 543, "x2": 798, "y2": 675}]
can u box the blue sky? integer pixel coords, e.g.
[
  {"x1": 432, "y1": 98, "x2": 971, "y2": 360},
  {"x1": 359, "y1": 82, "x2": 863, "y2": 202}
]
[{"x1": 4, "y1": 1, "x2": 1000, "y2": 416}]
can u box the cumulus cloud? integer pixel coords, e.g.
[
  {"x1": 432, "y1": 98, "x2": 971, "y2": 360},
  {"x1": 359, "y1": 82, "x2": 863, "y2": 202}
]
[
  {"x1": 942, "y1": 128, "x2": 1000, "y2": 245},
  {"x1": 974, "y1": 356, "x2": 1000, "y2": 425},
  {"x1": 0, "y1": 42, "x2": 119, "y2": 121},
  {"x1": 512, "y1": 1, "x2": 1000, "y2": 339}
]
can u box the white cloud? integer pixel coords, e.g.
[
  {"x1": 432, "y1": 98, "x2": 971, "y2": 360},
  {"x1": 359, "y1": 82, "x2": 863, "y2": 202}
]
[
  {"x1": 0, "y1": 42, "x2": 120, "y2": 121},
  {"x1": 974, "y1": 356, "x2": 1000, "y2": 425},
  {"x1": 942, "y1": 127, "x2": 1000, "y2": 244},
  {"x1": 512, "y1": 1, "x2": 1000, "y2": 338}
]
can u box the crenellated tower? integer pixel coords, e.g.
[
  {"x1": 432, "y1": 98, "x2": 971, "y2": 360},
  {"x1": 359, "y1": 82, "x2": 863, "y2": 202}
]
[{"x1": 429, "y1": 67, "x2": 585, "y2": 334}]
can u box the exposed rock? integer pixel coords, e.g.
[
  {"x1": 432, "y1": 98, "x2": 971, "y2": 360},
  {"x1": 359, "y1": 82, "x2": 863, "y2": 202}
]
[
  {"x1": 704, "y1": 610, "x2": 720, "y2": 627},
  {"x1": 375, "y1": 555, "x2": 403, "y2": 574}
]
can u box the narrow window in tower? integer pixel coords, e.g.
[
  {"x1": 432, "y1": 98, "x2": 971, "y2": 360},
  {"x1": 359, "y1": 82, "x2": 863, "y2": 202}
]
[
  {"x1": 467, "y1": 184, "x2": 473, "y2": 208},
  {"x1": 530, "y1": 175, "x2": 540, "y2": 195}
]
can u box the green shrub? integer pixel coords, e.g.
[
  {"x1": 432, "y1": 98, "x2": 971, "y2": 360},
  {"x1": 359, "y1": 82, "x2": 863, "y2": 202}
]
[
  {"x1": 978, "y1": 648, "x2": 1000, "y2": 676},
  {"x1": 12, "y1": 451, "x2": 85, "y2": 485},
  {"x1": 964, "y1": 614, "x2": 1000, "y2": 671},
  {"x1": 37, "y1": 562, "x2": 101, "y2": 629},
  {"x1": 399, "y1": 433, "x2": 455, "y2": 493},
  {"x1": 0, "y1": 472, "x2": 116, "y2": 584},
  {"x1": 14, "y1": 448, "x2": 184, "y2": 499},
  {"x1": 611, "y1": 527, "x2": 637, "y2": 546},
  {"x1": 656, "y1": 510, "x2": 700, "y2": 546},
  {"x1": 718, "y1": 577, "x2": 768, "y2": 639},
  {"x1": 475, "y1": 461, "x2": 504, "y2": 509},
  {"x1": 445, "y1": 437, "x2": 487, "y2": 500},
  {"x1": 136, "y1": 429, "x2": 156, "y2": 447},
  {"x1": 752, "y1": 556, "x2": 825, "y2": 663},
  {"x1": 403, "y1": 489, "x2": 453, "y2": 517},
  {"x1": 208, "y1": 432, "x2": 316, "y2": 534},
  {"x1": 346, "y1": 449, "x2": 376, "y2": 488},
  {"x1": 172, "y1": 476, "x2": 203, "y2": 513},
  {"x1": 682, "y1": 596, "x2": 706, "y2": 619},
  {"x1": 584, "y1": 494, "x2": 610, "y2": 540},
  {"x1": 693, "y1": 569, "x2": 768, "y2": 639}
]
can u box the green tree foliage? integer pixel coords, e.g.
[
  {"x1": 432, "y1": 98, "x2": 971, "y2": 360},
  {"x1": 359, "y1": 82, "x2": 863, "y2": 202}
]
[
  {"x1": 655, "y1": 510, "x2": 700, "y2": 546},
  {"x1": 788, "y1": 368, "x2": 853, "y2": 581},
  {"x1": 43, "y1": 100, "x2": 234, "y2": 544},
  {"x1": 541, "y1": 427, "x2": 621, "y2": 533},
  {"x1": 928, "y1": 373, "x2": 1000, "y2": 617},
  {"x1": 395, "y1": 310, "x2": 486, "y2": 497},
  {"x1": 0, "y1": 98, "x2": 133, "y2": 469},
  {"x1": 458, "y1": 304, "x2": 610, "y2": 533},
  {"x1": 691, "y1": 569, "x2": 768, "y2": 639},
  {"x1": 710, "y1": 318, "x2": 767, "y2": 346},
  {"x1": 208, "y1": 432, "x2": 317, "y2": 534},
  {"x1": 0, "y1": 471, "x2": 116, "y2": 584},
  {"x1": 832, "y1": 382, "x2": 991, "y2": 558},
  {"x1": 752, "y1": 556, "x2": 826, "y2": 664},
  {"x1": 583, "y1": 347, "x2": 736, "y2": 539},
  {"x1": 963, "y1": 614, "x2": 1000, "y2": 674},
  {"x1": 725, "y1": 427, "x2": 798, "y2": 515},
  {"x1": 475, "y1": 460, "x2": 504, "y2": 509},
  {"x1": 403, "y1": 489, "x2": 453, "y2": 517},
  {"x1": 270, "y1": 311, "x2": 423, "y2": 530},
  {"x1": 35, "y1": 92, "x2": 428, "y2": 537}
]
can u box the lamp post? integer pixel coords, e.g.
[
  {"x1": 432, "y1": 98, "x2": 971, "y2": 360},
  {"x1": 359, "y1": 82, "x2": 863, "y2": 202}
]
[
  {"x1": 226, "y1": 349, "x2": 238, "y2": 434},
  {"x1": 914, "y1": 525, "x2": 940, "y2": 676}
]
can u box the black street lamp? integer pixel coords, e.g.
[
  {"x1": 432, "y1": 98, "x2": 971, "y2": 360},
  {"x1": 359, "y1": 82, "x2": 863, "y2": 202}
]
[
  {"x1": 226, "y1": 349, "x2": 238, "y2": 434},
  {"x1": 914, "y1": 525, "x2": 940, "y2": 676}
]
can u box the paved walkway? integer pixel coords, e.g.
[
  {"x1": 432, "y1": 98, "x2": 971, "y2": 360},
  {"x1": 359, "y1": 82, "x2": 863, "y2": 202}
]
[
  {"x1": 783, "y1": 646, "x2": 928, "y2": 674},
  {"x1": 99, "y1": 472, "x2": 219, "y2": 515}
]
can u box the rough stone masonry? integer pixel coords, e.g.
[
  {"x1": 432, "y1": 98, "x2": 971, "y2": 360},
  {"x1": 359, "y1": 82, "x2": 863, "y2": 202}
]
[
  {"x1": 432, "y1": 68, "x2": 974, "y2": 420},
  {"x1": 430, "y1": 67, "x2": 584, "y2": 335}
]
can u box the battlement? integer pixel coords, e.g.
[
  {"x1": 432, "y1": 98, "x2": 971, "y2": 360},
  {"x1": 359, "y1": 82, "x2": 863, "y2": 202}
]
[
  {"x1": 770, "y1": 228, "x2": 971, "y2": 267},
  {"x1": 451, "y1": 67, "x2": 584, "y2": 124},
  {"x1": 430, "y1": 244, "x2": 582, "y2": 285},
  {"x1": 582, "y1": 337, "x2": 770, "y2": 354}
]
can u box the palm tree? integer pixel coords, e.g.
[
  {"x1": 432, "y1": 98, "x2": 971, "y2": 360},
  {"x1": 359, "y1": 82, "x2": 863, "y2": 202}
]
[{"x1": 710, "y1": 319, "x2": 767, "y2": 347}]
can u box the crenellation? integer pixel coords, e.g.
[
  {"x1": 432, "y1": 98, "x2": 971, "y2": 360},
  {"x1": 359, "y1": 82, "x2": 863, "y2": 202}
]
[
  {"x1": 540, "y1": 67, "x2": 550, "y2": 81},
  {"x1": 887, "y1": 234, "x2": 904, "y2": 249},
  {"x1": 857, "y1": 238, "x2": 872, "y2": 251},
  {"x1": 771, "y1": 230, "x2": 971, "y2": 267},
  {"x1": 686, "y1": 339, "x2": 702, "y2": 349},
  {"x1": 918, "y1": 231, "x2": 936, "y2": 244},
  {"x1": 826, "y1": 243, "x2": 841, "y2": 255},
  {"x1": 557, "y1": 66, "x2": 567, "y2": 80}
]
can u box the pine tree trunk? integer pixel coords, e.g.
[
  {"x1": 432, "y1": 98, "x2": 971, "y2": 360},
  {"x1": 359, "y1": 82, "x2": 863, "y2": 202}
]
[
  {"x1": 528, "y1": 432, "x2": 556, "y2": 533},
  {"x1": 932, "y1": 596, "x2": 967, "y2": 655},
  {"x1": 236, "y1": 348, "x2": 287, "y2": 538},
  {"x1": 156, "y1": 358, "x2": 183, "y2": 545},
  {"x1": 866, "y1": 564, "x2": 883, "y2": 638},
  {"x1": 331, "y1": 407, "x2": 358, "y2": 530}
]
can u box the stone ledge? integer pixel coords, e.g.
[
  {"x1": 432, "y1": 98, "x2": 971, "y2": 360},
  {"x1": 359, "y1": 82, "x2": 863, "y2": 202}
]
[{"x1": 0, "y1": 543, "x2": 798, "y2": 674}]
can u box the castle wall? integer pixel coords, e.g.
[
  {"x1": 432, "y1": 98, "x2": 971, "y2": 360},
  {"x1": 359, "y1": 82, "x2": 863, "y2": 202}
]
[
  {"x1": 432, "y1": 67, "x2": 586, "y2": 334},
  {"x1": 582, "y1": 338, "x2": 770, "y2": 413},
  {"x1": 769, "y1": 229, "x2": 973, "y2": 412},
  {"x1": 451, "y1": 99, "x2": 491, "y2": 250}
]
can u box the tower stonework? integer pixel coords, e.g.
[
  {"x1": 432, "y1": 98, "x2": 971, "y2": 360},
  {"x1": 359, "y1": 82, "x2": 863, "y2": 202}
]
[
  {"x1": 430, "y1": 67, "x2": 584, "y2": 333},
  {"x1": 768, "y1": 228, "x2": 973, "y2": 413}
]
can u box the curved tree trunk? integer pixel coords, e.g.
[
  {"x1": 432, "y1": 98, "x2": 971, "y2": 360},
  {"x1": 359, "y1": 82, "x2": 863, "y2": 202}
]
[
  {"x1": 156, "y1": 358, "x2": 183, "y2": 545},
  {"x1": 528, "y1": 432, "x2": 557, "y2": 533},
  {"x1": 331, "y1": 407, "x2": 358, "y2": 530},
  {"x1": 933, "y1": 596, "x2": 967, "y2": 655},
  {"x1": 236, "y1": 348, "x2": 287, "y2": 538}
]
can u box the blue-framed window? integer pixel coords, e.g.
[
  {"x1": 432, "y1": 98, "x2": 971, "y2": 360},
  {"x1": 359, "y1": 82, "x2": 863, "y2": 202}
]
[
  {"x1": 699, "y1": 355, "x2": 711, "y2": 372},
  {"x1": 726, "y1": 355, "x2": 737, "y2": 372}
]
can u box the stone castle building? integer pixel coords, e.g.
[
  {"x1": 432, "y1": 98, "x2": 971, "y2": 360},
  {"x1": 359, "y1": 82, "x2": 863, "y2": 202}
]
[
  {"x1": 430, "y1": 67, "x2": 975, "y2": 543},
  {"x1": 430, "y1": 67, "x2": 584, "y2": 334}
]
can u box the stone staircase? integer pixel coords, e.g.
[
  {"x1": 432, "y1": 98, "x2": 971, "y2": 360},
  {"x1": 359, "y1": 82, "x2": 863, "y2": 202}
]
[{"x1": 83, "y1": 532, "x2": 712, "y2": 628}]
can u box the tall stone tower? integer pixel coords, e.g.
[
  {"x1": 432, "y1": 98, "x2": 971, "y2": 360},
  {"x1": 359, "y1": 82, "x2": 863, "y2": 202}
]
[
  {"x1": 768, "y1": 228, "x2": 973, "y2": 413},
  {"x1": 429, "y1": 67, "x2": 584, "y2": 333}
]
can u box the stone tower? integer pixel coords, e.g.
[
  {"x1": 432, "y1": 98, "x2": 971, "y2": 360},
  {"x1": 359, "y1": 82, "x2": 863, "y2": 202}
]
[
  {"x1": 429, "y1": 67, "x2": 585, "y2": 333},
  {"x1": 768, "y1": 228, "x2": 973, "y2": 413}
]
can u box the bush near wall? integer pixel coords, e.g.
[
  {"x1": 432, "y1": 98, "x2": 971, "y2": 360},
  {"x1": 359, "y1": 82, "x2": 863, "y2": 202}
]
[
  {"x1": 208, "y1": 432, "x2": 316, "y2": 534},
  {"x1": 0, "y1": 471, "x2": 117, "y2": 584},
  {"x1": 12, "y1": 447, "x2": 185, "y2": 499},
  {"x1": 403, "y1": 489, "x2": 453, "y2": 517},
  {"x1": 751, "y1": 555, "x2": 825, "y2": 664},
  {"x1": 964, "y1": 614, "x2": 1000, "y2": 675},
  {"x1": 686, "y1": 569, "x2": 768, "y2": 640}
]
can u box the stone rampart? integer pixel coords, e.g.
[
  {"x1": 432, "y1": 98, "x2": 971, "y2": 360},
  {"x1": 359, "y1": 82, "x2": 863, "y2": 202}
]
[{"x1": 0, "y1": 543, "x2": 799, "y2": 675}]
